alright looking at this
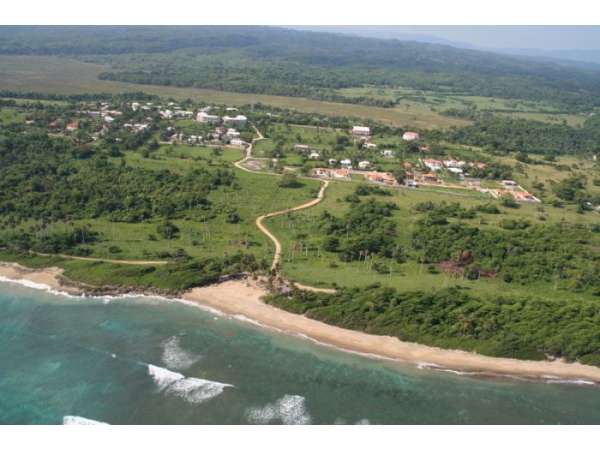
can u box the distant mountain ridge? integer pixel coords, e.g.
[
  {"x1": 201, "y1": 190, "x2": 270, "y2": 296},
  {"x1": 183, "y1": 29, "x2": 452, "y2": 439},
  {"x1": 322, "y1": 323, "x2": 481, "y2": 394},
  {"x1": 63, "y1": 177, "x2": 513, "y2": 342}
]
[{"x1": 1, "y1": 26, "x2": 600, "y2": 109}]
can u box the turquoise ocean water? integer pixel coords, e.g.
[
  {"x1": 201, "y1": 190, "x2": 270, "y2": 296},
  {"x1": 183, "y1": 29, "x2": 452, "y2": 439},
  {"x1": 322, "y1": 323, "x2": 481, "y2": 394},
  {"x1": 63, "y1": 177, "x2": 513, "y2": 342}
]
[{"x1": 1, "y1": 279, "x2": 599, "y2": 425}]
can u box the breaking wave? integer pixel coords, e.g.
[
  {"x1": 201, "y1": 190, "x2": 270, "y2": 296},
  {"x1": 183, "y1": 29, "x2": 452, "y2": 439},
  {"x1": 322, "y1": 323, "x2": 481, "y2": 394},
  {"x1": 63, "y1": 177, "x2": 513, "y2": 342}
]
[
  {"x1": 246, "y1": 394, "x2": 312, "y2": 425},
  {"x1": 62, "y1": 415, "x2": 109, "y2": 425},
  {"x1": 161, "y1": 336, "x2": 203, "y2": 370},
  {"x1": 147, "y1": 364, "x2": 232, "y2": 404}
]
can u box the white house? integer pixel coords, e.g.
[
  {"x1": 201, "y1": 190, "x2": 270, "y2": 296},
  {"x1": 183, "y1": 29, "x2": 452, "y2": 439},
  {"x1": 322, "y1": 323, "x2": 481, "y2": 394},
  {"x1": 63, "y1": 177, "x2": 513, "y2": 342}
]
[
  {"x1": 340, "y1": 158, "x2": 353, "y2": 168},
  {"x1": 226, "y1": 128, "x2": 241, "y2": 138},
  {"x1": 197, "y1": 111, "x2": 220, "y2": 124},
  {"x1": 230, "y1": 138, "x2": 246, "y2": 147},
  {"x1": 223, "y1": 115, "x2": 247, "y2": 128},
  {"x1": 352, "y1": 126, "x2": 371, "y2": 137},
  {"x1": 381, "y1": 149, "x2": 394, "y2": 158},
  {"x1": 364, "y1": 142, "x2": 378, "y2": 150},
  {"x1": 502, "y1": 180, "x2": 518, "y2": 189},
  {"x1": 402, "y1": 131, "x2": 420, "y2": 141},
  {"x1": 358, "y1": 160, "x2": 371, "y2": 170},
  {"x1": 448, "y1": 167, "x2": 463, "y2": 175},
  {"x1": 160, "y1": 109, "x2": 174, "y2": 120},
  {"x1": 423, "y1": 159, "x2": 443, "y2": 171},
  {"x1": 328, "y1": 158, "x2": 337, "y2": 165},
  {"x1": 308, "y1": 151, "x2": 321, "y2": 160}
]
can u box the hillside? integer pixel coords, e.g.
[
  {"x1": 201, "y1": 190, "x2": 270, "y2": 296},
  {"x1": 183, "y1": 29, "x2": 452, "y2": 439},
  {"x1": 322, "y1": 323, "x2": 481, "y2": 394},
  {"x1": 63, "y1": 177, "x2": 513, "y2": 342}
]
[{"x1": 2, "y1": 26, "x2": 600, "y2": 110}]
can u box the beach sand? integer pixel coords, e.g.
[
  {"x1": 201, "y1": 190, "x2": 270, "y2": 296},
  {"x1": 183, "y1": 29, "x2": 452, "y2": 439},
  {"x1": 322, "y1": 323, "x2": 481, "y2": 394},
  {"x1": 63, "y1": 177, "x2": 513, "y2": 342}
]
[
  {"x1": 2, "y1": 261, "x2": 600, "y2": 384},
  {"x1": 183, "y1": 279, "x2": 600, "y2": 384}
]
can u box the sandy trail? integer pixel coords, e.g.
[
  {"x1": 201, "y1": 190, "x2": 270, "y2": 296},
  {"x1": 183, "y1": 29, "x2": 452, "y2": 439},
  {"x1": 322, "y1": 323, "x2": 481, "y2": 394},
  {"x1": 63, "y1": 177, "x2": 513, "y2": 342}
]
[{"x1": 31, "y1": 251, "x2": 166, "y2": 265}]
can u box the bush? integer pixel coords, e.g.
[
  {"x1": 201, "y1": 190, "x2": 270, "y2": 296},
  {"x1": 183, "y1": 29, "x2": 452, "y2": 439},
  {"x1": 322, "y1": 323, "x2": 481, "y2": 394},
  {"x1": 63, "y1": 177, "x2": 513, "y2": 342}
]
[{"x1": 278, "y1": 173, "x2": 302, "y2": 188}]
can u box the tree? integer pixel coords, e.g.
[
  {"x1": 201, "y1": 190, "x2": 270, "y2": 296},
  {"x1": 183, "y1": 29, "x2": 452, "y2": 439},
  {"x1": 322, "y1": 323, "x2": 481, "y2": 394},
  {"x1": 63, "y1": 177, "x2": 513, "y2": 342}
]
[
  {"x1": 157, "y1": 221, "x2": 180, "y2": 240},
  {"x1": 278, "y1": 173, "x2": 301, "y2": 188}
]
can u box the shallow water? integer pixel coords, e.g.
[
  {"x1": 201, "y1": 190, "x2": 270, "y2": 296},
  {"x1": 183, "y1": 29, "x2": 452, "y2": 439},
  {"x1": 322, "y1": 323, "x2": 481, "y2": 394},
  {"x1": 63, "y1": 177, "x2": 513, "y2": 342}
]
[{"x1": 1, "y1": 280, "x2": 599, "y2": 425}]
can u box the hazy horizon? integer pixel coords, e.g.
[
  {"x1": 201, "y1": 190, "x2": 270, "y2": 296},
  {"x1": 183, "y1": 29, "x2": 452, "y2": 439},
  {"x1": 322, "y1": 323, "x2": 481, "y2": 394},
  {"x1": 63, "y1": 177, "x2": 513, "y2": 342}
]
[{"x1": 289, "y1": 25, "x2": 600, "y2": 51}]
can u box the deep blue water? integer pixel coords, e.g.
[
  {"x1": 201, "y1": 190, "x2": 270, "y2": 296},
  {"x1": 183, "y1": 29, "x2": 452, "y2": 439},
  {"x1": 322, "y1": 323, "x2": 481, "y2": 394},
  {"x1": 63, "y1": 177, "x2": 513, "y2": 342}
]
[{"x1": 1, "y1": 280, "x2": 599, "y2": 425}]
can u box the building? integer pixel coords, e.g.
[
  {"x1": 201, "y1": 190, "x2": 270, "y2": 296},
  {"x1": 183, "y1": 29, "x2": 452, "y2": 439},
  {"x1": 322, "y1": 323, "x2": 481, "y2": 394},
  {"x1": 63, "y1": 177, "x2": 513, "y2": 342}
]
[
  {"x1": 294, "y1": 144, "x2": 311, "y2": 153},
  {"x1": 443, "y1": 159, "x2": 465, "y2": 168},
  {"x1": 313, "y1": 168, "x2": 350, "y2": 180},
  {"x1": 405, "y1": 179, "x2": 418, "y2": 188},
  {"x1": 501, "y1": 180, "x2": 518, "y2": 190},
  {"x1": 448, "y1": 167, "x2": 463, "y2": 175},
  {"x1": 197, "y1": 111, "x2": 220, "y2": 124},
  {"x1": 340, "y1": 158, "x2": 353, "y2": 168},
  {"x1": 421, "y1": 173, "x2": 439, "y2": 183},
  {"x1": 351, "y1": 126, "x2": 371, "y2": 137},
  {"x1": 226, "y1": 128, "x2": 241, "y2": 138},
  {"x1": 403, "y1": 131, "x2": 420, "y2": 141},
  {"x1": 364, "y1": 142, "x2": 378, "y2": 150},
  {"x1": 230, "y1": 138, "x2": 246, "y2": 148},
  {"x1": 328, "y1": 158, "x2": 337, "y2": 166},
  {"x1": 358, "y1": 160, "x2": 371, "y2": 170},
  {"x1": 223, "y1": 115, "x2": 247, "y2": 128},
  {"x1": 308, "y1": 151, "x2": 321, "y2": 160},
  {"x1": 366, "y1": 171, "x2": 397, "y2": 186},
  {"x1": 422, "y1": 159, "x2": 443, "y2": 172},
  {"x1": 65, "y1": 121, "x2": 79, "y2": 131},
  {"x1": 381, "y1": 149, "x2": 394, "y2": 158}
]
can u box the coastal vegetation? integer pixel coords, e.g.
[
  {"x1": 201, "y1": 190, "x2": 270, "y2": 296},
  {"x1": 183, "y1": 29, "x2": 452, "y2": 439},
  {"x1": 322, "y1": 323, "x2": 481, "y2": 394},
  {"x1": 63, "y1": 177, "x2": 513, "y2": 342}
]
[{"x1": 1, "y1": 26, "x2": 600, "y2": 369}]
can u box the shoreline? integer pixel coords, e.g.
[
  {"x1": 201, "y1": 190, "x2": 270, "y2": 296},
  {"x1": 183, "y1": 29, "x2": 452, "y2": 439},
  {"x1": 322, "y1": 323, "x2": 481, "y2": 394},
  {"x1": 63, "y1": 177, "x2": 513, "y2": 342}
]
[{"x1": 2, "y1": 262, "x2": 600, "y2": 385}]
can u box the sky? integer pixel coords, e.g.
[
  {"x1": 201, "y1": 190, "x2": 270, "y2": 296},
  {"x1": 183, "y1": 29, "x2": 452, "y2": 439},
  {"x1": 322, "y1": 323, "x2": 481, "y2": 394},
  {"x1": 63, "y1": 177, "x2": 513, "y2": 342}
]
[{"x1": 291, "y1": 26, "x2": 600, "y2": 50}]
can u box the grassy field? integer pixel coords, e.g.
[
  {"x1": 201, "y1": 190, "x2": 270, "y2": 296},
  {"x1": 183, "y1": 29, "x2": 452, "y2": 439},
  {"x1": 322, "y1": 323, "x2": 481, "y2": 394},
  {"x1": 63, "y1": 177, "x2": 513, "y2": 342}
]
[
  {"x1": 0, "y1": 55, "x2": 469, "y2": 129},
  {"x1": 67, "y1": 146, "x2": 321, "y2": 262},
  {"x1": 266, "y1": 174, "x2": 599, "y2": 301},
  {"x1": 336, "y1": 86, "x2": 589, "y2": 126},
  {"x1": 0, "y1": 107, "x2": 25, "y2": 125}
]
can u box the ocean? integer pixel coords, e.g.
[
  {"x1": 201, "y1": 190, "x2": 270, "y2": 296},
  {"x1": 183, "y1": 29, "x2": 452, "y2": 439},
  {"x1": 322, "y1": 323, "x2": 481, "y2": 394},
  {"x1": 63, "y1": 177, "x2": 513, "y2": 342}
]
[{"x1": 1, "y1": 279, "x2": 599, "y2": 425}]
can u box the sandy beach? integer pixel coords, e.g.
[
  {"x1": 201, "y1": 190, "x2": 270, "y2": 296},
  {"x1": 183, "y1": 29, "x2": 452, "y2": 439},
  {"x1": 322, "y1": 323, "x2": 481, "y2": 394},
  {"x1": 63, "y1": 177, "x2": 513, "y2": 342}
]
[{"x1": 2, "y1": 261, "x2": 600, "y2": 384}]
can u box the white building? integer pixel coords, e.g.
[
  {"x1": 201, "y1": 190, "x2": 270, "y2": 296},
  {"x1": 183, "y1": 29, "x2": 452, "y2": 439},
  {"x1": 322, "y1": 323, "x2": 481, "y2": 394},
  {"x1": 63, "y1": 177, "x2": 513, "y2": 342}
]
[
  {"x1": 226, "y1": 128, "x2": 241, "y2": 138},
  {"x1": 197, "y1": 111, "x2": 220, "y2": 124},
  {"x1": 352, "y1": 126, "x2": 371, "y2": 137},
  {"x1": 358, "y1": 160, "x2": 371, "y2": 170},
  {"x1": 340, "y1": 158, "x2": 353, "y2": 168},
  {"x1": 223, "y1": 115, "x2": 247, "y2": 128},
  {"x1": 381, "y1": 149, "x2": 394, "y2": 158},
  {"x1": 230, "y1": 138, "x2": 246, "y2": 147},
  {"x1": 309, "y1": 151, "x2": 321, "y2": 160},
  {"x1": 328, "y1": 158, "x2": 337, "y2": 165},
  {"x1": 364, "y1": 142, "x2": 377, "y2": 149},
  {"x1": 423, "y1": 159, "x2": 443, "y2": 172},
  {"x1": 402, "y1": 131, "x2": 420, "y2": 141}
]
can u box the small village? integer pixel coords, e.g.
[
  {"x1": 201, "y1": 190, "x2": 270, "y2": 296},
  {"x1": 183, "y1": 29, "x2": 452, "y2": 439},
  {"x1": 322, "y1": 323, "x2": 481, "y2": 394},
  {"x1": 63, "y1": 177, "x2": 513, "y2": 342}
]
[
  {"x1": 308, "y1": 125, "x2": 541, "y2": 203},
  {"x1": 36, "y1": 99, "x2": 553, "y2": 206}
]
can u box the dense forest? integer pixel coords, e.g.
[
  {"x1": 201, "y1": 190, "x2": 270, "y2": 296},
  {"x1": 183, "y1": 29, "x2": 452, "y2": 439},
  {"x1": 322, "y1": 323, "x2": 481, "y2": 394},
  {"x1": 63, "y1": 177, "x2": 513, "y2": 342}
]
[
  {"x1": 439, "y1": 114, "x2": 600, "y2": 156},
  {"x1": 3, "y1": 26, "x2": 600, "y2": 109},
  {"x1": 266, "y1": 285, "x2": 600, "y2": 366}
]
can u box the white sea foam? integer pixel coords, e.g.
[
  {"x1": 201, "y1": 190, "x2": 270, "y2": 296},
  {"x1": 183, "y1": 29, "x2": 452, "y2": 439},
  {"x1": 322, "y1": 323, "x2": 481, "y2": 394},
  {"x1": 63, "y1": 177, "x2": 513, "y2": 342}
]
[
  {"x1": 161, "y1": 336, "x2": 203, "y2": 370},
  {"x1": 355, "y1": 418, "x2": 371, "y2": 425},
  {"x1": 0, "y1": 275, "x2": 81, "y2": 299},
  {"x1": 246, "y1": 394, "x2": 312, "y2": 425},
  {"x1": 147, "y1": 364, "x2": 232, "y2": 404},
  {"x1": 62, "y1": 415, "x2": 109, "y2": 425},
  {"x1": 544, "y1": 378, "x2": 595, "y2": 386}
]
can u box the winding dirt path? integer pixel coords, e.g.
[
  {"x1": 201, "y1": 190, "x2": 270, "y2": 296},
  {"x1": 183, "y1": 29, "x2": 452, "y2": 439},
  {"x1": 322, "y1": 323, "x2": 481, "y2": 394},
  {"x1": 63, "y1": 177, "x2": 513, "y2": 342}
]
[{"x1": 256, "y1": 180, "x2": 329, "y2": 271}]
